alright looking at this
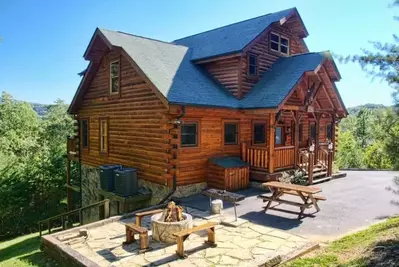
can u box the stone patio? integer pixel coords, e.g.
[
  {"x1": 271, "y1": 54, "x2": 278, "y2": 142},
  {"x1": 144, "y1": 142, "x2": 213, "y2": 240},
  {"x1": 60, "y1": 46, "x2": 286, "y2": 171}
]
[{"x1": 42, "y1": 206, "x2": 316, "y2": 267}]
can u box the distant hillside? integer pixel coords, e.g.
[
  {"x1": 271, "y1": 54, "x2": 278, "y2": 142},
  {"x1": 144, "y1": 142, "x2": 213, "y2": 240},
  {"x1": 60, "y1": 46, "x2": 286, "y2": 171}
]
[
  {"x1": 31, "y1": 103, "x2": 50, "y2": 116},
  {"x1": 347, "y1": 103, "x2": 387, "y2": 115}
]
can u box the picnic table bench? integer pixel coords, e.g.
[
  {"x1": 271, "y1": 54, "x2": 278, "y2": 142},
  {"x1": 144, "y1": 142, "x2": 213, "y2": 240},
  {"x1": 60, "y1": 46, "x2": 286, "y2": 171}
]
[
  {"x1": 201, "y1": 188, "x2": 245, "y2": 221},
  {"x1": 259, "y1": 181, "x2": 326, "y2": 219}
]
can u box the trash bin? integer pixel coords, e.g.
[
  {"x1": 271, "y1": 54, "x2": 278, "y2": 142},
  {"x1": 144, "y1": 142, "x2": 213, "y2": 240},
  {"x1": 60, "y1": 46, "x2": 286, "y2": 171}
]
[
  {"x1": 211, "y1": 199, "x2": 223, "y2": 214},
  {"x1": 114, "y1": 168, "x2": 138, "y2": 197},
  {"x1": 99, "y1": 165, "x2": 121, "y2": 191}
]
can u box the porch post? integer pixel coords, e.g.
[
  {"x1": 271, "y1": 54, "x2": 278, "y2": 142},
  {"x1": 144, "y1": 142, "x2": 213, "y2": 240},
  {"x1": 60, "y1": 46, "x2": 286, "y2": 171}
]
[
  {"x1": 331, "y1": 115, "x2": 336, "y2": 158},
  {"x1": 314, "y1": 113, "x2": 321, "y2": 165},
  {"x1": 268, "y1": 113, "x2": 275, "y2": 173},
  {"x1": 294, "y1": 111, "x2": 300, "y2": 168}
]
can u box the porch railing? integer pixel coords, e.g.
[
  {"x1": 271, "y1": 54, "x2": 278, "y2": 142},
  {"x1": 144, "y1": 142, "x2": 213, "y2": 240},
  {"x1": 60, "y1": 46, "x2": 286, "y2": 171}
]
[
  {"x1": 241, "y1": 144, "x2": 268, "y2": 169},
  {"x1": 317, "y1": 147, "x2": 328, "y2": 169},
  {"x1": 298, "y1": 149, "x2": 309, "y2": 174},
  {"x1": 274, "y1": 146, "x2": 295, "y2": 170}
]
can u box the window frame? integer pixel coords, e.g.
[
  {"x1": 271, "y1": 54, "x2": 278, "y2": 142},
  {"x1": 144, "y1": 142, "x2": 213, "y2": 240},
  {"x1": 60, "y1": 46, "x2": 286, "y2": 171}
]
[
  {"x1": 180, "y1": 121, "x2": 200, "y2": 148},
  {"x1": 275, "y1": 125, "x2": 285, "y2": 147},
  {"x1": 80, "y1": 118, "x2": 90, "y2": 150},
  {"x1": 99, "y1": 117, "x2": 109, "y2": 155},
  {"x1": 223, "y1": 120, "x2": 239, "y2": 146},
  {"x1": 269, "y1": 32, "x2": 290, "y2": 56},
  {"x1": 109, "y1": 60, "x2": 120, "y2": 95},
  {"x1": 252, "y1": 121, "x2": 267, "y2": 146},
  {"x1": 247, "y1": 53, "x2": 259, "y2": 79}
]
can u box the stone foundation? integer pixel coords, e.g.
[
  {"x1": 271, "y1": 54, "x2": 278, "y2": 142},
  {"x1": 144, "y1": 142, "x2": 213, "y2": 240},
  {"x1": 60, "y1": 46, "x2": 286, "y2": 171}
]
[{"x1": 80, "y1": 164, "x2": 207, "y2": 222}]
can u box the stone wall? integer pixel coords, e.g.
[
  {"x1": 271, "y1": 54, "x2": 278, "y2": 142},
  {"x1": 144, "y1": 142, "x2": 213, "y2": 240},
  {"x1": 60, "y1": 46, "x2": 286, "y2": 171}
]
[{"x1": 80, "y1": 164, "x2": 207, "y2": 222}]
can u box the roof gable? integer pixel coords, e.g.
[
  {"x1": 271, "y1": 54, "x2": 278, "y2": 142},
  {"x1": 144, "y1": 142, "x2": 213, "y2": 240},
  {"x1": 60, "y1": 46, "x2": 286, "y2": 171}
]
[{"x1": 173, "y1": 8, "x2": 307, "y2": 61}]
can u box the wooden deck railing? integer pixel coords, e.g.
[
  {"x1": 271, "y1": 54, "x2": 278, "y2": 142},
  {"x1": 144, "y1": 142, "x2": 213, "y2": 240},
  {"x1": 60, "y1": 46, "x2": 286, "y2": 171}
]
[
  {"x1": 274, "y1": 146, "x2": 295, "y2": 170},
  {"x1": 318, "y1": 147, "x2": 328, "y2": 169},
  {"x1": 38, "y1": 199, "x2": 110, "y2": 236},
  {"x1": 241, "y1": 144, "x2": 268, "y2": 169}
]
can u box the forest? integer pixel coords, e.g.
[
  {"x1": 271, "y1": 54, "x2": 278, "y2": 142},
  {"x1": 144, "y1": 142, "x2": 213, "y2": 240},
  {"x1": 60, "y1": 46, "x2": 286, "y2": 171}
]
[{"x1": 0, "y1": 89, "x2": 398, "y2": 239}]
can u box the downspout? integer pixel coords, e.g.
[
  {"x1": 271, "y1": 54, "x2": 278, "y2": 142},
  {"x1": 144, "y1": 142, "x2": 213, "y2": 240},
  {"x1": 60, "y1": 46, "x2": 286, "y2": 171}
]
[{"x1": 159, "y1": 105, "x2": 186, "y2": 204}]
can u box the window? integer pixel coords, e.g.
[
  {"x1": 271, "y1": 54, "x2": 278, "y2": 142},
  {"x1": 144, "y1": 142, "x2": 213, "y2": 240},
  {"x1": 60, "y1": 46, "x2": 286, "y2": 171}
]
[
  {"x1": 181, "y1": 122, "x2": 198, "y2": 147},
  {"x1": 299, "y1": 123, "x2": 303, "y2": 142},
  {"x1": 81, "y1": 119, "x2": 89, "y2": 149},
  {"x1": 224, "y1": 122, "x2": 238, "y2": 145},
  {"x1": 110, "y1": 61, "x2": 120, "y2": 94},
  {"x1": 270, "y1": 33, "x2": 289, "y2": 55},
  {"x1": 100, "y1": 119, "x2": 108, "y2": 153},
  {"x1": 275, "y1": 126, "x2": 284, "y2": 145},
  {"x1": 253, "y1": 123, "x2": 266, "y2": 144},
  {"x1": 326, "y1": 123, "x2": 332, "y2": 140},
  {"x1": 248, "y1": 54, "x2": 258, "y2": 77},
  {"x1": 310, "y1": 123, "x2": 316, "y2": 141}
]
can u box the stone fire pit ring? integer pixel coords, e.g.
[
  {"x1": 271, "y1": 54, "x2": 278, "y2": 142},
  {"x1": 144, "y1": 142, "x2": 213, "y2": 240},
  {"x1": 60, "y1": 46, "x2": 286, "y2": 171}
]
[{"x1": 151, "y1": 212, "x2": 193, "y2": 244}]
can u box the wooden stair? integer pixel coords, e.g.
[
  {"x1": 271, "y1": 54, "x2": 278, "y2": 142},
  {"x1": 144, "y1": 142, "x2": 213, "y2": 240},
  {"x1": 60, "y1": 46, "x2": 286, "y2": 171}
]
[{"x1": 249, "y1": 163, "x2": 328, "y2": 183}]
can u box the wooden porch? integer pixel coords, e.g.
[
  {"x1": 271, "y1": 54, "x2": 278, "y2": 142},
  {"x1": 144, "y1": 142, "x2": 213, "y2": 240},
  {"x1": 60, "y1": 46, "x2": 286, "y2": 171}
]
[{"x1": 241, "y1": 143, "x2": 333, "y2": 184}]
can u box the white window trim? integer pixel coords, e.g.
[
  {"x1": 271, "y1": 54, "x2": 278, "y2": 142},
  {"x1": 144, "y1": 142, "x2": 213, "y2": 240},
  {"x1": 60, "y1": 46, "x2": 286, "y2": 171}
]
[
  {"x1": 270, "y1": 32, "x2": 290, "y2": 56},
  {"x1": 109, "y1": 60, "x2": 120, "y2": 94}
]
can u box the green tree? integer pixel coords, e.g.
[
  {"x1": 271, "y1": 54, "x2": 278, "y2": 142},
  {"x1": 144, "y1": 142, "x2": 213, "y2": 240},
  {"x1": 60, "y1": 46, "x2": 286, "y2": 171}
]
[
  {"x1": 0, "y1": 94, "x2": 73, "y2": 239},
  {"x1": 336, "y1": 130, "x2": 364, "y2": 169},
  {"x1": 354, "y1": 108, "x2": 371, "y2": 148}
]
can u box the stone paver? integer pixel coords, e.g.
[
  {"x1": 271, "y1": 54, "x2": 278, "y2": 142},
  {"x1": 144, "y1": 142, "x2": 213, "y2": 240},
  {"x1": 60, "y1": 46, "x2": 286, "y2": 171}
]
[{"x1": 51, "y1": 206, "x2": 314, "y2": 267}]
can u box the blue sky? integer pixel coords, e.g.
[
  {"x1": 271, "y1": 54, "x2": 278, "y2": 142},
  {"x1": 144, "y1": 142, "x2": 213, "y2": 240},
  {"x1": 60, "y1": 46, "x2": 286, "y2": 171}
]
[{"x1": 0, "y1": 0, "x2": 397, "y2": 107}]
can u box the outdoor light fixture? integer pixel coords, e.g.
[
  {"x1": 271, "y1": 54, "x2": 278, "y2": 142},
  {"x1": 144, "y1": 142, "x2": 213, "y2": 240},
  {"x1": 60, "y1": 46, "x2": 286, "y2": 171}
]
[
  {"x1": 171, "y1": 119, "x2": 182, "y2": 125},
  {"x1": 328, "y1": 141, "x2": 334, "y2": 151},
  {"x1": 309, "y1": 143, "x2": 315, "y2": 153}
]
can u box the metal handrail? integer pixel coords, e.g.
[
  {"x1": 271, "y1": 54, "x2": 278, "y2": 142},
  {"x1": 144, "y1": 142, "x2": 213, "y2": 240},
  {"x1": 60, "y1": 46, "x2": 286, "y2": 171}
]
[{"x1": 39, "y1": 199, "x2": 110, "y2": 236}]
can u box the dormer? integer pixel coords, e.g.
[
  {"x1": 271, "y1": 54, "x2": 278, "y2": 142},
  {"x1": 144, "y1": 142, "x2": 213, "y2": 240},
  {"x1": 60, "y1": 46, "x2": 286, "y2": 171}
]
[{"x1": 173, "y1": 8, "x2": 309, "y2": 99}]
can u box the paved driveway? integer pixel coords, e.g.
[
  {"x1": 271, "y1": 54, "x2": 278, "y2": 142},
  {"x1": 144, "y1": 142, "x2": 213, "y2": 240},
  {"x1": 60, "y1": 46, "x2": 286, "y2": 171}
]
[{"x1": 179, "y1": 171, "x2": 399, "y2": 241}]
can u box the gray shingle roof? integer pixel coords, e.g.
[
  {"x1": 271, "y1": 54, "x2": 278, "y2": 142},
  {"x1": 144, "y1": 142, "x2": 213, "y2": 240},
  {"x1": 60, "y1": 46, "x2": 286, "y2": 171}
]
[
  {"x1": 241, "y1": 52, "x2": 327, "y2": 108},
  {"x1": 100, "y1": 29, "x2": 327, "y2": 109},
  {"x1": 173, "y1": 8, "x2": 295, "y2": 61},
  {"x1": 100, "y1": 29, "x2": 240, "y2": 109}
]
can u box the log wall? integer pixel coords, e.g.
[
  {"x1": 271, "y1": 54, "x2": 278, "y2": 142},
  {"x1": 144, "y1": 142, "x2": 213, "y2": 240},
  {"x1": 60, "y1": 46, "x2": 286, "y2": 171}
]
[
  {"x1": 171, "y1": 106, "x2": 272, "y2": 185},
  {"x1": 76, "y1": 50, "x2": 170, "y2": 186}
]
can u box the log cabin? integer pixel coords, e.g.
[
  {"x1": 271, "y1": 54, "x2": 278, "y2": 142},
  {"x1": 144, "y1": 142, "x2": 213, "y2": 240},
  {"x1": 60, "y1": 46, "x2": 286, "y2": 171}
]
[{"x1": 66, "y1": 7, "x2": 347, "y2": 214}]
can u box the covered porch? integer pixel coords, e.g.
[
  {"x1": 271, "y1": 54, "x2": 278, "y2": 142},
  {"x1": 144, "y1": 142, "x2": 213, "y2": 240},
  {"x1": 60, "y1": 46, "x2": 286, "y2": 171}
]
[
  {"x1": 240, "y1": 61, "x2": 346, "y2": 183},
  {"x1": 240, "y1": 110, "x2": 336, "y2": 184}
]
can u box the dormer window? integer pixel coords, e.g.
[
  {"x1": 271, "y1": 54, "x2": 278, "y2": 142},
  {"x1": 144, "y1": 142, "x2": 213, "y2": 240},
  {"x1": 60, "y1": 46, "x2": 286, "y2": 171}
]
[
  {"x1": 110, "y1": 61, "x2": 120, "y2": 94},
  {"x1": 248, "y1": 54, "x2": 258, "y2": 77},
  {"x1": 270, "y1": 33, "x2": 289, "y2": 55}
]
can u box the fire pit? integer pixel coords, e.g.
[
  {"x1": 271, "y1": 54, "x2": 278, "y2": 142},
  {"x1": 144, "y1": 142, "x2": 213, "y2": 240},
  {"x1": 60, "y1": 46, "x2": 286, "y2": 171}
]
[{"x1": 151, "y1": 202, "x2": 193, "y2": 244}]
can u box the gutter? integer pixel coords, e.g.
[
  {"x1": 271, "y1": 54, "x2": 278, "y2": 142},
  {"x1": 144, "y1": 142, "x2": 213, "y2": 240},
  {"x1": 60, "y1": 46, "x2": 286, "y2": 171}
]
[{"x1": 159, "y1": 105, "x2": 186, "y2": 204}]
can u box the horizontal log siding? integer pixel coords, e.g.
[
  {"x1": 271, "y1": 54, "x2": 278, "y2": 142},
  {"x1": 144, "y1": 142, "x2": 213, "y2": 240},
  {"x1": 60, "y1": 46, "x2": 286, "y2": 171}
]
[
  {"x1": 77, "y1": 50, "x2": 170, "y2": 185},
  {"x1": 241, "y1": 24, "x2": 307, "y2": 96},
  {"x1": 202, "y1": 56, "x2": 241, "y2": 97},
  {"x1": 173, "y1": 106, "x2": 271, "y2": 185}
]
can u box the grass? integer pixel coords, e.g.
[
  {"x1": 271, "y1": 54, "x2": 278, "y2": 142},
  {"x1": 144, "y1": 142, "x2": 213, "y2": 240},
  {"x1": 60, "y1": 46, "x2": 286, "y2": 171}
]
[
  {"x1": 284, "y1": 216, "x2": 399, "y2": 267},
  {"x1": 0, "y1": 233, "x2": 58, "y2": 267}
]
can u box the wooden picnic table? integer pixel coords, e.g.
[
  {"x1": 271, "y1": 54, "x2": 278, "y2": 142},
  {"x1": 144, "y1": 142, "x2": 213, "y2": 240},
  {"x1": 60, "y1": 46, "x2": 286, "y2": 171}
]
[{"x1": 259, "y1": 181, "x2": 326, "y2": 219}]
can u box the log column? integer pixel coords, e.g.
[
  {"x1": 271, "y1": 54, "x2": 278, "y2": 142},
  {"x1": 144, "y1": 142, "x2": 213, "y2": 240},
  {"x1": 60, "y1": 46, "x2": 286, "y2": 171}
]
[
  {"x1": 293, "y1": 111, "x2": 300, "y2": 168},
  {"x1": 314, "y1": 113, "x2": 322, "y2": 165},
  {"x1": 268, "y1": 113, "x2": 275, "y2": 173}
]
